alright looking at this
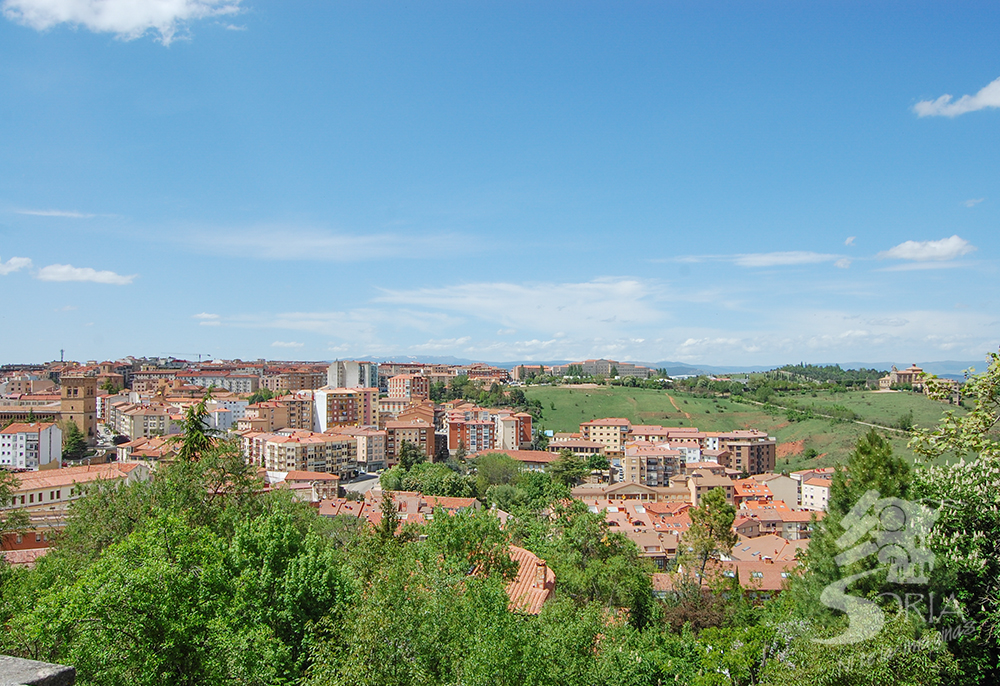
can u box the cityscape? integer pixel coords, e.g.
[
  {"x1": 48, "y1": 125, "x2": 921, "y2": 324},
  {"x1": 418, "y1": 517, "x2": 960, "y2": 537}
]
[{"x1": 1, "y1": 1, "x2": 999, "y2": 684}]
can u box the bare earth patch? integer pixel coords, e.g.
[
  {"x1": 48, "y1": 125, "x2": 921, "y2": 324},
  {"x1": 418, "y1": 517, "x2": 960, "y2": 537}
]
[{"x1": 777, "y1": 440, "x2": 805, "y2": 458}]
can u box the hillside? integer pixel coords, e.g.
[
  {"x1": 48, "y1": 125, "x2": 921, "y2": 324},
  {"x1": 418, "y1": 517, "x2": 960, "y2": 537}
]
[{"x1": 524, "y1": 385, "x2": 967, "y2": 470}]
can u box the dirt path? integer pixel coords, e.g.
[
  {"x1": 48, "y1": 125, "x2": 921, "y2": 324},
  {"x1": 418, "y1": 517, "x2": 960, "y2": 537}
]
[
  {"x1": 739, "y1": 398, "x2": 910, "y2": 435},
  {"x1": 666, "y1": 394, "x2": 692, "y2": 419}
]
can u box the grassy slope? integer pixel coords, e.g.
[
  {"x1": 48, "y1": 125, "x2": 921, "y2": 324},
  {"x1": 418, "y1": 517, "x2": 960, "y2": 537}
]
[{"x1": 524, "y1": 385, "x2": 965, "y2": 471}]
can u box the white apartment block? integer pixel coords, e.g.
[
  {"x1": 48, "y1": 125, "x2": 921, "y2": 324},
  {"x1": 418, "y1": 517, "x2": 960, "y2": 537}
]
[{"x1": 0, "y1": 422, "x2": 62, "y2": 470}]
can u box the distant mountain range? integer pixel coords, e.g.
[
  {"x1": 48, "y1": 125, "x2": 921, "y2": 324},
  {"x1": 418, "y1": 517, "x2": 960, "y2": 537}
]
[{"x1": 366, "y1": 355, "x2": 988, "y2": 379}]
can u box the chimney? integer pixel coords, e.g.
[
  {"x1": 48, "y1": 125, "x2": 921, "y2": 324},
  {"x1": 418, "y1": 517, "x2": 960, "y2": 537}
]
[{"x1": 534, "y1": 560, "x2": 547, "y2": 588}]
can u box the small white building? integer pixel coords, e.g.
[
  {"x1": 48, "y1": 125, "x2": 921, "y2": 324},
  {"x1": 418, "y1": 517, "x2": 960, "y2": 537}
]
[
  {"x1": 800, "y1": 477, "x2": 832, "y2": 512},
  {"x1": 0, "y1": 422, "x2": 62, "y2": 470}
]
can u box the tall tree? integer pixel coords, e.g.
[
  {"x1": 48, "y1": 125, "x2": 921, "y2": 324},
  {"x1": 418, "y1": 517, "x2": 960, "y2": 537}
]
[
  {"x1": 62, "y1": 419, "x2": 87, "y2": 461},
  {"x1": 175, "y1": 394, "x2": 217, "y2": 462},
  {"x1": 685, "y1": 486, "x2": 738, "y2": 579},
  {"x1": 549, "y1": 448, "x2": 588, "y2": 486}
]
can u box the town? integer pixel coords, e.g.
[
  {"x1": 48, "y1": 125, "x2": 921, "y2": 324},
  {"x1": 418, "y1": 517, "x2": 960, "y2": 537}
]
[{"x1": 1, "y1": 354, "x2": 860, "y2": 599}]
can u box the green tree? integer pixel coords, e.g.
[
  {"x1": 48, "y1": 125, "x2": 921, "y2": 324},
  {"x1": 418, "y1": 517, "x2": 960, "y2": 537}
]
[
  {"x1": 173, "y1": 394, "x2": 218, "y2": 462},
  {"x1": 62, "y1": 419, "x2": 87, "y2": 461},
  {"x1": 397, "y1": 440, "x2": 427, "y2": 471},
  {"x1": 247, "y1": 388, "x2": 275, "y2": 405},
  {"x1": 685, "y1": 486, "x2": 738, "y2": 579},
  {"x1": 549, "y1": 448, "x2": 588, "y2": 486}
]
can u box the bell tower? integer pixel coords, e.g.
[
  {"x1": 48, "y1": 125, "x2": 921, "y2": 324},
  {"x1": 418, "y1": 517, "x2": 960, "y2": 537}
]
[{"x1": 60, "y1": 375, "x2": 97, "y2": 446}]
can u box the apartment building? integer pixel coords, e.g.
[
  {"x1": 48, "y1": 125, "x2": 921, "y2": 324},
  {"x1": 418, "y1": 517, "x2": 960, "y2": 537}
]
[
  {"x1": 328, "y1": 426, "x2": 387, "y2": 472},
  {"x1": 618, "y1": 442, "x2": 683, "y2": 487},
  {"x1": 387, "y1": 374, "x2": 430, "y2": 401},
  {"x1": 327, "y1": 360, "x2": 378, "y2": 389},
  {"x1": 385, "y1": 419, "x2": 434, "y2": 464},
  {"x1": 495, "y1": 411, "x2": 533, "y2": 450},
  {"x1": 0, "y1": 422, "x2": 62, "y2": 470},
  {"x1": 313, "y1": 387, "x2": 362, "y2": 432},
  {"x1": 244, "y1": 430, "x2": 358, "y2": 478},
  {"x1": 716, "y1": 431, "x2": 776, "y2": 475},
  {"x1": 580, "y1": 418, "x2": 632, "y2": 451}
]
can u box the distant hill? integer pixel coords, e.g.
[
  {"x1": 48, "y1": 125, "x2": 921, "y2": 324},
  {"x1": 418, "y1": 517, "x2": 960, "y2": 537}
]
[{"x1": 358, "y1": 355, "x2": 986, "y2": 379}]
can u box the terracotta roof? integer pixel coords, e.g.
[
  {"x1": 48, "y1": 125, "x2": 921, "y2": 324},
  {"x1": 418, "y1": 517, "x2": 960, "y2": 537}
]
[
  {"x1": 804, "y1": 478, "x2": 832, "y2": 488},
  {"x1": 14, "y1": 463, "x2": 145, "y2": 491},
  {"x1": 0, "y1": 422, "x2": 56, "y2": 435},
  {"x1": 506, "y1": 545, "x2": 555, "y2": 614}
]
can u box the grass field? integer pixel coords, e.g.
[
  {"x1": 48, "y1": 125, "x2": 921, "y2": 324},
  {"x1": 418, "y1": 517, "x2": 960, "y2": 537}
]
[{"x1": 524, "y1": 385, "x2": 966, "y2": 471}]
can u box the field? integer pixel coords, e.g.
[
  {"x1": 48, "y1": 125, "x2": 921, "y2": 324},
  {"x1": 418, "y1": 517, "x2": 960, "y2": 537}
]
[{"x1": 524, "y1": 385, "x2": 966, "y2": 471}]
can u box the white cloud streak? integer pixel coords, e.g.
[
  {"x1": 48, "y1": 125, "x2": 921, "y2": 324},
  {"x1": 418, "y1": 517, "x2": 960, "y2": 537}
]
[
  {"x1": 271, "y1": 341, "x2": 304, "y2": 348},
  {"x1": 188, "y1": 226, "x2": 469, "y2": 262},
  {"x1": 0, "y1": 256, "x2": 32, "y2": 275},
  {"x1": 845, "y1": 236, "x2": 856, "y2": 246},
  {"x1": 878, "y1": 235, "x2": 976, "y2": 262},
  {"x1": 15, "y1": 208, "x2": 95, "y2": 218},
  {"x1": 673, "y1": 251, "x2": 847, "y2": 268},
  {"x1": 1, "y1": 0, "x2": 241, "y2": 45},
  {"x1": 193, "y1": 312, "x2": 219, "y2": 320},
  {"x1": 914, "y1": 76, "x2": 1000, "y2": 118},
  {"x1": 35, "y1": 263, "x2": 135, "y2": 285},
  {"x1": 963, "y1": 198, "x2": 985, "y2": 208}
]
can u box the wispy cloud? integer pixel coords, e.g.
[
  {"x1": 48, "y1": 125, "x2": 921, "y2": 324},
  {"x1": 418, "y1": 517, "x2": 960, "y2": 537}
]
[
  {"x1": 1, "y1": 0, "x2": 242, "y2": 45},
  {"x1": 878, "y1": 235, "x2": 976, "y2": 262},
  {"x1": 193, "y1": 312, "x2": 219, "y2": 320},
  {"x1": 377, "y1": 278, "x2": 664, "y2": 337},
  {"x1": 671, "y1": 251, "x2": 847, "y2": 268},
  {"x1": 410, "y1": 337, "x2": 471, "y2": 352},
  {"x1": 0, "y1": 256, "x2": 32, "y2": 275},
  {"x1": 35, "y1": 263, "x2": 136, "y2": 285},
  {"x1": 187, "y1": 225, "x2": 470, "y2": 261},
  {"x1": 834, "y1": 258, "x2": 852, "y2": 269},
  {"x1": 733, "y1": 251, "x2": 843, "y2": 267},
  {"x1": 845, "y1": 236, "x2": 856, "y2": 246},
  {"x1": 963, "y1": 198, "x2": 985, "y2": 208},
  {"x1": 271, "y1": 341, "x2": 304, "y2": 348},
  {"x1": 193, "y1": 312, "x2": 220, "y2": 326},
  {"x1": 15, "y1": 208, "x2": 95, "y2": 218},
  {"x1": 914, "y1": 76, "x2": 1000, "y2": 117}
]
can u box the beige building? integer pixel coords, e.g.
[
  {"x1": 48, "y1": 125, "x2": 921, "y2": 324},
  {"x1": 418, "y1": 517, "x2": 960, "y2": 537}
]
[
  {"x1": 60, "y1": 375, "x2": 97, "y2": 445},
  {"x1": 580, "y1": 418, "x2": 632, "y2": 451},
  {"x1": 244, "y1": 430, "x2": 358, "y2": 478}
]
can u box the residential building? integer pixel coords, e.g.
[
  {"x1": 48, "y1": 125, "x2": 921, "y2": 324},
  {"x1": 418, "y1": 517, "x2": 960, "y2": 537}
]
[
  {"x1": 313, "y1": 387, "x2": 363, "y2": 431},
  {"x1": 4, "y1": 463, "x2": 151, "y2": 513},
  {"x1": 0, "y1": 422, "x2": 62, "y2": 470},
  {"x1": 716, "y1": 431, "x2": 776, "y2": 475},
  {"x1": 327, "y1": 360, "x2": 378, "y2": 389},
  {"x1": 579, "y1": 418, "x2": 632, "y2": 451},
  {"x1": 800, "y1": 477, "x2": 832, "y2": 512},
  {"x1": 385, "y1": 419, "x2": 434, "y2": 465},
  {"x1": 244, "y1": 430, "x2": 358, "y2": 478},
  {"x1": 496, "y1": 411, "x2": 533, "y2": 450},
  {"x1": 328, "y1": 426, "x2": 387, "y2": 472},
  {"x1": 388, "y1": 374, "x2": 430, "y2": 401}
]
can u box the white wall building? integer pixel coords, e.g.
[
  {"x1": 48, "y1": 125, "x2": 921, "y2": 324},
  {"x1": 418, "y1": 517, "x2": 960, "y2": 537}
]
[{"x1": 0, "y1": 422, "x2": 62, "y2": 470}]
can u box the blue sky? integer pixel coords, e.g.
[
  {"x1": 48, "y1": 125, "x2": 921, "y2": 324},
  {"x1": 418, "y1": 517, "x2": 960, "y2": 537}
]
[{"x1": 1, "y1": 1, "x2": 998, "y2": 366}]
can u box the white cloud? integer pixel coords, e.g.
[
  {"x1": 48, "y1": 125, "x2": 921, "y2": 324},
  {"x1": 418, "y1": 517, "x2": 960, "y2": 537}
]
[
  {"x1": 914, "y1": 76, "x2": 1000, "y2": 117},
  {"x1": 15, "y1": 208, "x2": 95, "y2": 218},
  {"x1": 35, "y1": 263, "x2": 135, "y2": 285},
  {"x1": 410, "y1": 337, "x2": 472, "y2": 352},
  {"x1": 193, "y1": 312, "x2": 219, "y2": 320},
  {"x1": 2, "y1": 0, "x2": 241, "y2": 44},
  {"x1": 673, "y1": 251, "x2": 846, "y2": 268},
  {"x1": 188, "y1": 226, "x2": 469, "y2": 261},
  {"x1": 878, "y1": 235, "x2": 976, "y2": 262},
  {"x1": 271, "y1": 341, "x2": 304, "y2": 348},
  {"x1": 377, "y1": 278, "x2": 664, "y2": 337},
  {"x1": 497, "y1": 328, "x2": 517, "y2": 335},
  {"x1": 0, "y1": 256, "x2": 32, "y2": 275},
  {"x1": 845, "y1": 236, "x2": 856, "y2": 246},
  {"x1": 834, "y1": 258, "x2": 852, "y2": 269},
  {"x1": 733, "y1": 251, "x2": 842, "y2": 268},
  {"x1": 963, "y1": 198, "x2": 985, "y2": 208}
]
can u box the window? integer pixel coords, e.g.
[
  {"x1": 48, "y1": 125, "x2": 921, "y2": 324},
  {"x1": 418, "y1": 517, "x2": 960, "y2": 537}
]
[
  {"x1": 29, "y1": 493, "x2": 33, "y2": 503},
  {"x1": 35, "y1": 533, "x2": 42, "y2": 542}
]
